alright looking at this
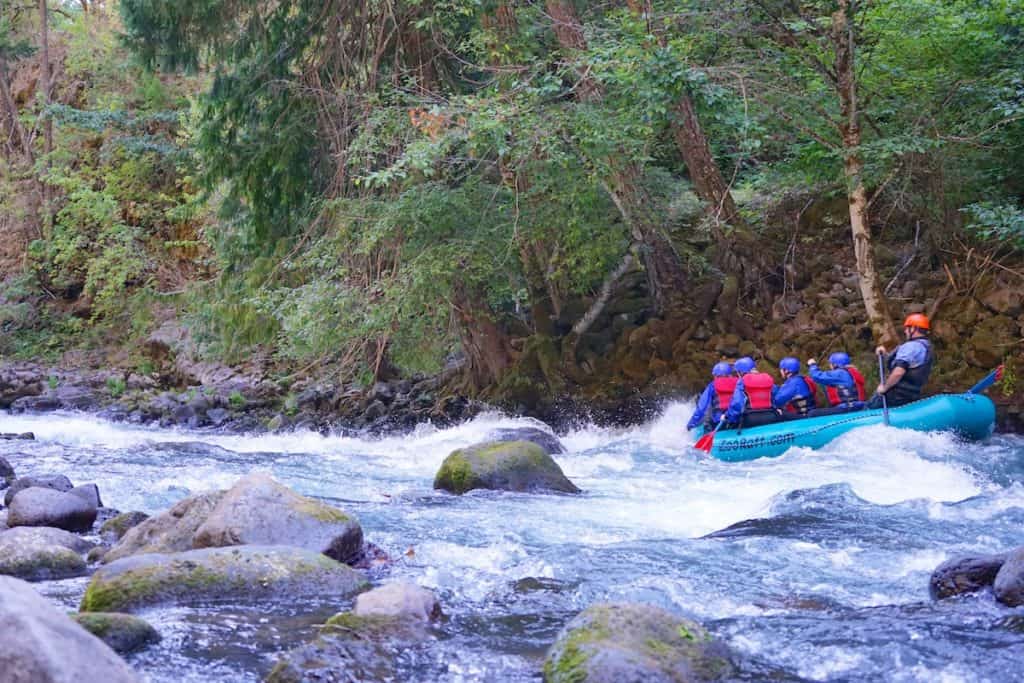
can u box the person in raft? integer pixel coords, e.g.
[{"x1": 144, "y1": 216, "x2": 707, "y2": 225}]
[
  {"x1": 870, "y1": 313, "x2": 934, "y2": 408},
  {"x1": 807, "y1": 352, "x2": 866, "y2": 410},
  {"x1": 772, "y1": 357, "x2": 818, "y2": 416},
  {"x1": 723, "y1": 357, "x2": 778, "y2": 427},
  {"x1": 687, "y1": 362, "x2": 736, "y2": 431}
]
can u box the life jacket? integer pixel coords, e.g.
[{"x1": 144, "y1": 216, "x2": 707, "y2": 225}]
[
  {"x1": 826, "y1": 367, "x2": 865, "y2": 406},
  {"x1": 712, "y1": 377, "x2": 739, "y2": 412},
  {"x1": 887, "y1": 338, "x2": 933, "y2": 404},
  {"x1": 783, "y1": 376, "x2": 818, "y2": 415},
  {"x1": 742, "y1": 372, "x2": 775, "y2": 410}
]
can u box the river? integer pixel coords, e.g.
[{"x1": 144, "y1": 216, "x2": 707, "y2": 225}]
[{"x1": 2, "y1": 405, "x2": 1023, "y2": 682}]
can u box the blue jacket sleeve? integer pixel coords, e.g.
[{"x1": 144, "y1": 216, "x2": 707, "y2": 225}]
[
  {"x1": 725, "y1": 378, "x2": 746, "y2": 423},
  {"x1": 687, "y1": 383, "x2": 715, "y2": 430},
  {"x1": 809, "y1": 366, "x2": 854, "y2": 387},
  {"x1": 772, "y1": 377, "x2": 802, "y2": 410}
]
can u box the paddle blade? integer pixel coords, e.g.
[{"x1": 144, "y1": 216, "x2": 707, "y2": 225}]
[
  {"x1": 694, "y1": 432, "x2": 715, "y2": 453},
  {"x1": 968, "y1": 365, "x2": 1004, "y2": 394}
]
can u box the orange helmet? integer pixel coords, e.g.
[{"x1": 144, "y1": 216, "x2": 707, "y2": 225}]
[{"x1": 903, "y1": 313, "x2": 930, "y2": 330}]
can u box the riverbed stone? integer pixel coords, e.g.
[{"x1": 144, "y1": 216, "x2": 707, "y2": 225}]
[
  {"x1": 0, "y1": 526, "x2": 92, "y2": 581},
  {"x1": 70, "y1": 612, "x2": 161, "y2": 654},
  {"x1": 7, "y1": 486, "x2": 98, "y2": 533},
  {"x1": 486, "y1": 426, "x2": 566, "y2": 454},
  {"x1": 103, "y1": 490, "x2": 225, "y2": 563},
  {"x1": 994, "y1": 547, "x2": 1024, "y2": 607},
  {"x1": 543, "y1": 603, "x2": 734, "y2": 683},
  {"x1": 434, "y1": 440, "x2": 580, "y2": 495},
  {"x1": 4, "y1": 473, "x2": 74, "y2": 506},
  {"x1": 81, "y1": 545, "x2": 367, "y2": 613},
  {"x1": 354, "y1": 581, "x2": 442, "y2": 622},
  {"x1": 192, "y1": 473, "x2": 364, "y2": 564},
  {"x1": 929, "y1": 553, "x2": 1007, "y2": 600},
  {"x1": 0, "y1": 455, "x2": 14, "y2": 488},
  {"x1": 99, "y1": 511, "x2": 150, "y2": 544},
  {"x1": 0, "y1": 576, "x2": 140, "y2": 683},
  {"x1": 69, "y1": 483, "x2": 104, "y2": 509}
]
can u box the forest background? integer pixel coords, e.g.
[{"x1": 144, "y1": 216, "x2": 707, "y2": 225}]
[{"x1": 1, "y1": 0, "x2": 1022, "y2": 429}]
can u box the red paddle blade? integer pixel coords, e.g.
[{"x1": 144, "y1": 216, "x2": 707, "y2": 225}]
[
  {"x1": 694, "y1": 432, "x2": 715, "y2": 453},
  {"x1": 996, "y1": 365, "x2": 1005, "y2": 382}
]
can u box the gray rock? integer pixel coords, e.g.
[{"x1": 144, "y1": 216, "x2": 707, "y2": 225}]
[
  {"x1": 193, "y1": 473, "x2": 363, "y2": 564},
  {"x1": 994, "y1": 547, "x2": 1024, "y2": 607},
  {"x1": 0, "y1": 510, "x2": 6, "y2": 531},
  {"x1": 434, "y1": 440, "x2": 580, "y2": 495},
  {"x1": 70, "y1": 612, "x2": 161, "y2": 654},
  {"x1": 69, "y1": 483, "x2": 104, "y2": 509},
  {"x1": 0, "y1": 455, "x2": 14, "y2": 488},
  {"x1": 7, "y1": 487, "x2": 98, "y2": 533},
  {"x1": 929, "y1": 553, "x2": 1007, "y2": 600},
  {"x1": 0, "y1": 527, "x2": 92, "y2": 581},
  {"x1": 354, "y1": 581, "x2": 441, "y2": 622},
  {"x1": 206, "y1": 408, "x2": 230, "y2": 426},
  {"x1": 172, "y1": 404, "x2": 196, "y2": 424},
  {"x1": 80, "y1": 545, "x2": 368, "y2": 613},
  {"x1": 0, "y1": 576, "x2": 139, "y2": 682},
  {"x1": 544, "y1": 603, "x2": 734, "y2": 683},
  {"x1": 0, "y1": 431, "x2": 35, "y2": 440},
  {"x1": 103, "y1": 490, "x2": 225, "y2": 563},
  {"x1": 5, "y1": 473, "x2": 74, "y2": 506},
  {"x1": 487, "y1": 426, "x2": 567, "y2": 454},
  {"x1": 369, "y1": 382, "x2": 394, "y2": 404},
  {"x1": 99, "y1": 511, "x2": 150, "y2": 544},
  {"x1": 54, "y1": 385, "x2": 98, "y2": 411}
]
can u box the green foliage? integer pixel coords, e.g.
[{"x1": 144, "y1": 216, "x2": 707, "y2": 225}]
[
  {"x1": 963, "y1": 202, "x2": 1024, "y2": 250},
  {"x1": 228, "y1": 390, "x2": 246, "y2": 409},
  {"x1": 106, "y1": 376, "x2": 127, "y2": 398}
]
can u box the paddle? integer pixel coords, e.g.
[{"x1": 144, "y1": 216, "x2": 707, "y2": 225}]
[
  {"x1": 967, "y1": 365, "x2": 1005, "y2": 394},
  {"x1": 694, "y1": 419, "x2": 724, "y2": 453},
  {"x1": 877, "y1": 353, "x2": 890, "y2": 426}
]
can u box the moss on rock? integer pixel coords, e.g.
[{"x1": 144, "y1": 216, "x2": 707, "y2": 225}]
[
  {"x1": 70, "y1": 611, "x2": 161, "y2": 653},
  {"x1": 433, "y1": 440, "x2": 580, "y2": 495}
]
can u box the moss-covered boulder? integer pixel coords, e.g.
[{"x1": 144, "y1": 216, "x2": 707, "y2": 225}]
[
  {"x1": 434, "y1": 441, "x2": 580, "y2": 495},
  {"x1": 80, "y1": 545, "x2": 368, "y2": 613},
  {"x1": 99, "y1": 511, "x2": 150, "y2": 544},
  {"x1": 0, "y1": 526, "x2": 92, "y2": 581},
  {"x1": 486, "y1": 426, "x2": 566, "y2": 454},
  {"x1": 193, "y1": 473, "x2": 363, "y2": 564},
  {"x1": 544, "y1": 603, "x2": 734, "y2": 683},
  {"x1": 929, "y1": 553, "x2": 1007, "y2": 600},
  {"x1": 70, "y1": 612, "x2": 161, "y2": 654},
  {"x1": 0, "y1": 576, "x2": 139, "y2": 683},
  {"x1": 994, "y1": 546, "x2": 1024, "y2": 607},
  {"x1": 102, "y1": 490, "x2": 225, "y2": 563}
]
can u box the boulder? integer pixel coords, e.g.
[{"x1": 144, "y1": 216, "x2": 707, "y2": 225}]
[
  {"x1": 0, "y1": 576, "x2": 139, "y2": 683},
  {"x1": 7, "y1": 487, "x2": 98, "y2": 533},
  {"x1": 80, "y1": 545, "x2": 368, "y2": 613},
  {"x1": 70, "y1": 613, "x2": 161, "y2": 654},
  {"x1": 354, "y1": 581, "x2": 442, "y2": 622},
  {"x1": 486, "y1": 426, "x2": 567, "y2": 454},
  {"x1": 192, "y1": 473, "x2": 364, "y2": 564},
  {"x1": 103, "y1": 490, "x2": 225, "y2": 563},
  {"x1": 544, "y1": 603, "x2": 734, "y2": 683},
  {"x1": 0, "y1": 527, "x2": 93, "y2": 581},
  {"x1": 0, "y1": 455, "x2": 14, "y2": 488},
  {"x1": 929, "y1": 553, "x2": 1007, "y2": 600},
  {"x1": 4, "y1": 473, "x2": 74, "y2": 506},
  {"x1": 434, "y1": 441, "x2": 580, "y2": 495},
  {"x1": 69, "y1": 483, "x2": 103, "y2": 509},
  {"x1": 994, "y1": 547, "x2": 1024, "y2": 607},
  {"x1": 99, "y1": 511, "x2": 150, "y2": 544}
]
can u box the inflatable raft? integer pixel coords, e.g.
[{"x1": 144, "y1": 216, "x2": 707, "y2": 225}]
[{"x1": 693, "y1": 393, "x2": 996, "y2": 462}]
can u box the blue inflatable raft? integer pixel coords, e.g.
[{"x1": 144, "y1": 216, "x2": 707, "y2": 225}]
[{"x1": 693, "y1": 393, "x2": 996, "y2": 462}]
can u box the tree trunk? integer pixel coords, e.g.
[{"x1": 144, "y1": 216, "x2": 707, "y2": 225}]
[
  {"x1": 832, "y1": 1, "x2": 899, "y2": 347},
  {"x1": 545, "y1": 0, "x2": 688, "y2": 314},
  {"x1": 38, "y1": 0, "x2": 53, "y2": 227},
  {"x1": 451, "y1": 279, "x2": 515, "y2": 391}
]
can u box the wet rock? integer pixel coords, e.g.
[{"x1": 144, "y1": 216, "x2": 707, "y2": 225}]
[
  {"x1": 994, "y1": 547, "x2": 1024, "y2": 607},
  {"x1": 0, "y1": 510, "x2": 6, "y2": 531},
  {"x1": 0, "y1": 431, "x2": 35, "y2": 440},
  {"x1": 206, "y1": 407, "x2": 231, "y2": 426},
  {"x1": 70, "y1": 612, "x2": 161, "y2": 654},
  {"x1": 99, "y1": 511, "x2": 150, "y2": 544},
  {"x1": 69, "y1": 483, "x2": 104, "y2": 509},
  {"x1": 368, "y1": 382, "x2": 395, "y2": 405},
  {"x1": 193, "y1": 473, "x2": 364, "y2": 564},
  {"x1": 0, "y1": 527, "x2": 93, "y2": 581},
  {"x1": 486, "y1": 426, "x2": 566, "y2": 454},
  {"x1": 0, "y1": 455, "x2": 14, "y2": 488},
  {"x1": 103, "y1": 490, "x2": 225, "y2": 563},
  {"x1": 434, "y1": 440, "x2": 580, "y2": 495},
  {"x1": 0, "y1": 576, "x2": 140, "y2": 683},
  {"x1": 544, "y1": 603, "x2": 734, "y2": 683},
  {"x1": 354, "y1": 581, "x2": 442, "y2": 622},
  {"x1": 80, "y1": 545, "x2": 368, "y2": 613},
  {"x1": 7, "y1": 487, "x2": 98, "y2": 533},
  {"x1": 929, "y1": 553, "x2": 1007, "y2": 600},
  {"x1": 10, "y1": 393, "x2": 61, "y2": 412},
  {"x1": 4, "y1": 473, "x2": 74, "y2": 506},
  {"x1": 0, "y1": 362, "x2": 45, "y2": 408}
]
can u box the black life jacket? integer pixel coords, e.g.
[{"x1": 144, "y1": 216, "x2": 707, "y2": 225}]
[
  {"x1": 887, "y1": 338, "x2": 933, "y2": 404},
  {"x1": 784, "y1": 376, "x2": 818, "y2": 415}
]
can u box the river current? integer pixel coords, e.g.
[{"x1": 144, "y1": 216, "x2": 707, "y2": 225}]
[{"x1": 2, "y1": 404, "x2": 1023, "y2": 682}]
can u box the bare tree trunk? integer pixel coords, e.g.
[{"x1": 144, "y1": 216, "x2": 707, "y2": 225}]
[
  {"x1": 833, "y1": 1, "x2": 898, "y2": 346},
  {"x1": 545, "y1": 0, "x2": 687, "y2": 314},
  {"x1": 0, "y1": 57, "x2": 34, "y2": 161},
  {"x1": 38, "y1": 0, "x2": 53, "y2": 228},
  {"x1": 451, "y1": 279, "x2": 515, "y2": 391}
]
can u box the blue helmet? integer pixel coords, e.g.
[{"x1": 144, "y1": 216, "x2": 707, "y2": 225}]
[
  {"x1": 712, "y1": 362, "x2": 733, "y2": 377},
  {"x1": 779, "y1": 357, "x2": 800, "y2": 374},
  {"x1": 735, "y1": 357, "x2": 756, "y2": 374},
  {"x1": 829, "y1": 351, "x2": 851, "y2": 367}
]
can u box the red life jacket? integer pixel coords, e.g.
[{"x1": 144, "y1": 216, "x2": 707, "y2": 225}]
[
  {"x1": 825, "y1": 366, "x2": 867, "y2": 406},
  {"x1": 712, "y1": 376, "x2": 739, "y2": 411},
  {"x1": 784, "y1": 376, "x2": 818, "y2": 415},
  {"x1": 743, "y1": 372, "x2": 775, "y2": 410}
]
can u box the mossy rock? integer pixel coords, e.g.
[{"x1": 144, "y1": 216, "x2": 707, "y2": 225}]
[
  {"x1": 70, "y1": 612, "x2": 161, "y2": 654},
  {"x1": 99, "y1": 511, "x2": 150, "y2": 544},
  {"x1": 80, "y1": 545, "x2": 368, "y2": 613},
  {"x1": 433, "y1": 441, "x2": 580, "y2": 495},
  {"x1": 0, "y1": 526, "x2": 93, "y2": 581},
  {"x1": 544, "y1": 603, "x2": 734, "y2": 683},
  {"x1": 103, "y1": 490, "x2": 225, "y2": 563}
]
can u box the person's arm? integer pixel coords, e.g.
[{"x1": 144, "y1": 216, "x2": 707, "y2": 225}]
[
  {"x1": 725, "y1": 380, "x2": 746, "y2": 422},
  {"x1": 687, "y1": 384, "x2": 714, "y2": 430},
  {"x1": 877, "y1": 366, "x2": 906, "y2": 394},
  {"x1": 808, "y1": 366, "x2": 850, "y2": 386},
  {"x1": 772, "y1": 378, "x2": 797, "y2": 409}
]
